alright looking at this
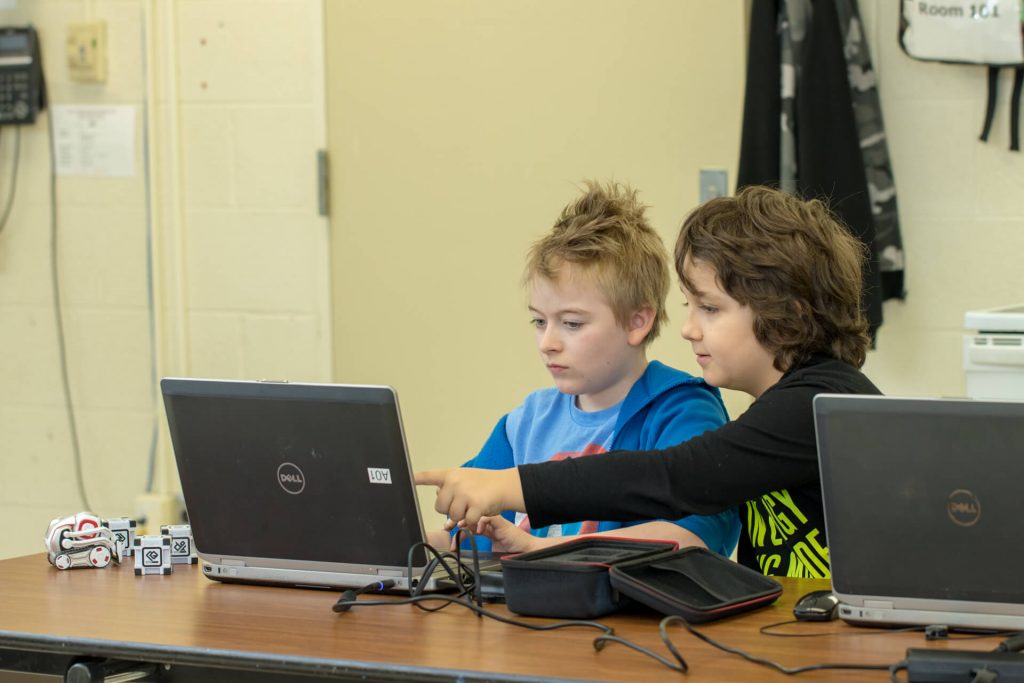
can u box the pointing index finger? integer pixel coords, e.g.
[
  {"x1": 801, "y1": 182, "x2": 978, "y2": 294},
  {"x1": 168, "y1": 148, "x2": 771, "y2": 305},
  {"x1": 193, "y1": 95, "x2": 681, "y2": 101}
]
[{"x1": 414, "y1": 469, "x2": 447, "y2": 486}]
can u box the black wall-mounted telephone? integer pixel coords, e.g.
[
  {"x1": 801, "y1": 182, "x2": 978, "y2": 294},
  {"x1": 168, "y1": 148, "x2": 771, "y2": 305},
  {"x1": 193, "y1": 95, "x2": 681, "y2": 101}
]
[{"x1": 0, "y1": 26, "x2": 45, "y2": 125}]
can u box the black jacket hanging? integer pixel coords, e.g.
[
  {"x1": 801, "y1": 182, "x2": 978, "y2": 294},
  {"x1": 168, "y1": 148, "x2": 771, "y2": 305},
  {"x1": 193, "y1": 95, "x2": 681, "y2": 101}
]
[{"x1": 738, "y1": 0, "x2": 884, "y2": 338}]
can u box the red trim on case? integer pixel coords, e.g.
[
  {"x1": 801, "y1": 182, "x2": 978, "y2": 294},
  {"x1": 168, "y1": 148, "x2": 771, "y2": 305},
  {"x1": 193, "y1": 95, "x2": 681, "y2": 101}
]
[{"x1": 704, "y1": 590, "x2": 783, "y2": 613}]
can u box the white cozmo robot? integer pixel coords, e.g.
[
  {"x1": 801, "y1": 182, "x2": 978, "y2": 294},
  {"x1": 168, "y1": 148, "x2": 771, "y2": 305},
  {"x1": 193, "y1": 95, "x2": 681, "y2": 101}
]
[{"x1": 44, "y1": 512, "x2": 122, "y2": 570}]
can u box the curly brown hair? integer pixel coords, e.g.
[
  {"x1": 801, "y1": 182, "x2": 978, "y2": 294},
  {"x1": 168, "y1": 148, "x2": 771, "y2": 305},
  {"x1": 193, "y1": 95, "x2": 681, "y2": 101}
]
[
  {"x1": 675, "y1": 186, "x2": 870, "y2": 371},
  {"x1": 525, "y1": 180, "x2": 670, "y2": 346}
]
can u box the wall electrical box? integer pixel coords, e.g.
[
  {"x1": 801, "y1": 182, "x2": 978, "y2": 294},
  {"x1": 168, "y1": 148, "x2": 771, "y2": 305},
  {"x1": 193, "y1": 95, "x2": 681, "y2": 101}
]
[
  {"x1": 66, "y1": 21, "x2": 106, "y2": 83},
  {"x1": 699, "y1": 169, "x2": 728, "y2": 203}
]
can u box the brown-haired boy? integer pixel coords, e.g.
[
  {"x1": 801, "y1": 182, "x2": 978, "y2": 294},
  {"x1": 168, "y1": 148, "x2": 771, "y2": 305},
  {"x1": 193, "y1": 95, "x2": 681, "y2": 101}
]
[{"x1": 419, "y1": 185, "x2": 881, "y2": 578}]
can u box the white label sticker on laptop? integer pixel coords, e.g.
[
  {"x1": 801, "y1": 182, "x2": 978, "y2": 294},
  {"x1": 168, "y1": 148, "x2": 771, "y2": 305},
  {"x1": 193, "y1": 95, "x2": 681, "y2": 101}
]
[{"x1": 367, "y1": 467, "x2": 392, "y2": 484}]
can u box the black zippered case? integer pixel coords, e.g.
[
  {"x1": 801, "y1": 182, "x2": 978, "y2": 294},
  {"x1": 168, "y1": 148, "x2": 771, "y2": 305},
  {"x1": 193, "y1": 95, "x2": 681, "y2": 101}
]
[
  {"x1": 500, "y1": 537, "x2": 677, "y2": 619},
  {"x1": 609, "y1": 546, "x2": 782, "y2": 623},
  {"x1": 501, "y1": 539, "x2": 782, "y2": 622}
]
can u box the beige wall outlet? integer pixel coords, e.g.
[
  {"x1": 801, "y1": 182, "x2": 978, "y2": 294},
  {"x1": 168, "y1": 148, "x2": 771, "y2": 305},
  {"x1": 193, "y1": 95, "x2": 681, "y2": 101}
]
[{"x1": 67, "y1": 21, "x2": 107, "y2": 83}]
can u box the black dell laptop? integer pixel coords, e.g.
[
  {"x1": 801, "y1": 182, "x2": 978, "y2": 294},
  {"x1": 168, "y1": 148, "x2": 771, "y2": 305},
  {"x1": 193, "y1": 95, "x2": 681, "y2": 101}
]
[
  {"x1": 161, "y1": 378, "x2": 500, "y2": 594},
  {"x1": 814, "y1": 394, "x2": 1024, "y2": 630}
]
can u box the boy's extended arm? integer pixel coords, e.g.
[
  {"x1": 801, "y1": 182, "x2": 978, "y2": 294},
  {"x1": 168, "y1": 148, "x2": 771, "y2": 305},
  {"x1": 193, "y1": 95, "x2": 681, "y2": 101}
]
[
  {"x1": 518, "y1": 363, "x2": 880, "y2": 527},
  {"x1": 519, "y1": 384, "x2": 821, "y2": 525},
  {"x1": 419, "y1": 365, "x2": 875, "y2": 527}
]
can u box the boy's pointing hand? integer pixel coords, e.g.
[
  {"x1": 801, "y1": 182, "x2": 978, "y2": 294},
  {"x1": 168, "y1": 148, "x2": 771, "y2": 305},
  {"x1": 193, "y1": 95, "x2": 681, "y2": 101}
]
[{"x1": 414, "y1": 467, "x2": 525, "y2": 527}]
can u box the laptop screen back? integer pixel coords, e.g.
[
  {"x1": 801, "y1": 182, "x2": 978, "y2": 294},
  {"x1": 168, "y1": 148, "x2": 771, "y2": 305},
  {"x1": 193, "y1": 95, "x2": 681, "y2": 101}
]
[
  {"x1": 162, "y1": 379, "x2": 427, "y2": 569},
  {"x1": 814, "y1": 395, "x2": 1024, "y2": 606}
]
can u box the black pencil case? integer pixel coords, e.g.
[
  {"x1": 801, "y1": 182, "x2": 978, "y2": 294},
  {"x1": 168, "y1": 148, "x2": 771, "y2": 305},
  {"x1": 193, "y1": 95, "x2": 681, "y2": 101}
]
[
  {"x1": 500, "y1": 537, "x2": 678, "y2": 619},
  {"x1": 609, "y1": 547, "x2": 782, "y2": 623}
]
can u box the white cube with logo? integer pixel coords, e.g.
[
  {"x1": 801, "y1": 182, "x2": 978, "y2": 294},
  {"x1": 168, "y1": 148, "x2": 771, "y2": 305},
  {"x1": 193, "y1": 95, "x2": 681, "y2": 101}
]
[
  {"x1": 160, "y1": 524, "x2": 198, "y2": 565},
  {"x1": 133, "y1": 534, "x2": 172, "y2": 575},
  {"x1": 102, "y1": 517, "x2": 137, "y2": 557}
]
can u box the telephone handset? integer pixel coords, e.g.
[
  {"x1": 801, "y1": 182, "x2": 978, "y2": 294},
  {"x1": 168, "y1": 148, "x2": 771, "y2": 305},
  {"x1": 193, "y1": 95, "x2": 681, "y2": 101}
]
[{"x1": 0, "y1": 26, "x2": 45, "y2": 125}]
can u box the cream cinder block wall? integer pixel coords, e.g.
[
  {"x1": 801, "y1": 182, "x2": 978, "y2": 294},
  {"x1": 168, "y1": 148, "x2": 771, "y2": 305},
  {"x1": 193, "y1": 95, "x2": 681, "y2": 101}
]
[
  {"x1": 0, "y1": 0, "x2": 155, "y2": 560},
  {"x1": 324, "y1": 1, "x2": 750, "y2": 530},
  {"x1": 0, "y1": 0, "x2": 330, "y2": 560},
  {"x1": 858, "y1": 1, "x2": 1024, "y2": 396}
]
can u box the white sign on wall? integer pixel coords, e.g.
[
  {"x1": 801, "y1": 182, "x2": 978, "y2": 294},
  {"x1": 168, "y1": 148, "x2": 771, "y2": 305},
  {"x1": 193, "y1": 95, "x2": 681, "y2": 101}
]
[{"x1": 52, "y1": 105, "x2": 136, "y2": 177}]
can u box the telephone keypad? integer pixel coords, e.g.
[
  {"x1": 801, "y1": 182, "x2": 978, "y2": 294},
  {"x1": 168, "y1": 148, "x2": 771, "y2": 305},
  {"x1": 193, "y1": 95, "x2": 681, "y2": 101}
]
[{"x1": 0, "y1": 69, "x2": 34, "y2": 123}]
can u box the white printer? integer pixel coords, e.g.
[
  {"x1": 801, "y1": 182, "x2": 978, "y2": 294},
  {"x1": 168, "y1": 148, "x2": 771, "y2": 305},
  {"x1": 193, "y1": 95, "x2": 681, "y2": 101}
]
[{"x1": 963, "y1": 304, "x2": 1024, "y2": 400}]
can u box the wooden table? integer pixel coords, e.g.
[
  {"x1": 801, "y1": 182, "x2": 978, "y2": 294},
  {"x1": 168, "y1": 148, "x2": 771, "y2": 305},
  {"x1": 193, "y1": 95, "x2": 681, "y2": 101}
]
[{"x1": 0, "y1": 553, "x2": 1008, "y2": 681}]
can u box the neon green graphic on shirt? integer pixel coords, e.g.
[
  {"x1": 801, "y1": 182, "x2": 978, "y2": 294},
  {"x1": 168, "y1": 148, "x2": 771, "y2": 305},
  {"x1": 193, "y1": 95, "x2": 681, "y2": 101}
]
[{"x1": 746, "y1": 489, "x2": 829, "y2": 578}]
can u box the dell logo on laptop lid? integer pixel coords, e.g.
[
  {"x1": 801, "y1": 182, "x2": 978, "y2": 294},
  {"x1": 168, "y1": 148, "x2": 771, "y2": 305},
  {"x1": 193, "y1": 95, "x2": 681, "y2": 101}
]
[
  {"x1": 947, "y1": 489, "x2": 981, "y2": 527},
  {"x1": 277, "y1": 462, "x2": 306, "y2": 495}
]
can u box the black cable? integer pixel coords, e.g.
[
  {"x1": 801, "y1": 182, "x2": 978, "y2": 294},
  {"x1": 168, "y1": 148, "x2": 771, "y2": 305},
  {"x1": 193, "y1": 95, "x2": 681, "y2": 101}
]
[
  {"x1": 759, "y1": 620, "x2": 1015, "y2": 640},
  {"x1": 599, "y1": 615, "x2": 895, "y2": 676},
  {"x1": 139, "y1": 15, "x2": 159, "y2": 495},
  {"x1": 334, "y1": 532, "x2": 614, "y2": 637},
  {"x1": 402, "y1": 529, "x2": 495, "y2": 613},
  {"x1": 673, "y1": 616, "x2": 894, "y2": 674},
  {"x1": 0, "y1": 124, "x2": 20, "y2": 236},
  {"x1": 335, "y1": 536, "x2": 928, "y2": 677},
  {"x1": 333, "y1": 579, "x2": 397, "y2": 612},
  {"x1": 760, "y1": 619, "x2": 923, "y2": 637},
  {"x1": 928, "y1": 627, "x2": 1018, "y2": 641},
  {"x1": 450, "y1": 528, "x2": 484, "y2": 607},
  {"x1": 335, "y1": 592, "x2": 614, "y2": 636},
  {"x1": 336, "y1": 535, "x2": 884, "y2": 676},
  {"x1": 594, "y1": 617, "x2": 689, "y2": 673},
  {"x1": 404, "y1": 541, "x2": 479, "y2": 614},
  {"x1": 44, "y1": 81, "x2": 91, "y2": 511}
]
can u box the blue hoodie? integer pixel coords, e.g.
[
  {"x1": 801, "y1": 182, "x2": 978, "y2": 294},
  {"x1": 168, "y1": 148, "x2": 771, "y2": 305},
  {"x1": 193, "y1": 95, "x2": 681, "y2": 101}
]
[{"x1": 461, "y1": 361, "x2": 741, "y2": 555}]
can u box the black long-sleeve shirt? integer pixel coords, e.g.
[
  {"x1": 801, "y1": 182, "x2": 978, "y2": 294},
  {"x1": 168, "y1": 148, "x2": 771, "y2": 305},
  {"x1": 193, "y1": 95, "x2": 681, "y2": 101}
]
[{"x1": 519, "y1": 355, "x2": 881, "y2": 577}]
